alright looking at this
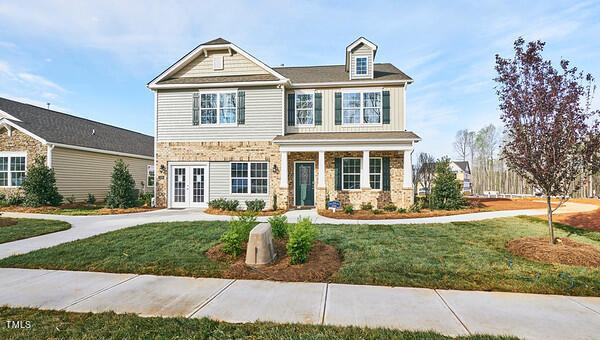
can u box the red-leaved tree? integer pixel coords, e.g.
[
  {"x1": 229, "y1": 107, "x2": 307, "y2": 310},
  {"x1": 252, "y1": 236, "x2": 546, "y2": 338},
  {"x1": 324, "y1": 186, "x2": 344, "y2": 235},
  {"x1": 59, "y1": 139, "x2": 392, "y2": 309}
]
[{"x1": 494, "y1": 38, "x2": 600, "y2": 244}]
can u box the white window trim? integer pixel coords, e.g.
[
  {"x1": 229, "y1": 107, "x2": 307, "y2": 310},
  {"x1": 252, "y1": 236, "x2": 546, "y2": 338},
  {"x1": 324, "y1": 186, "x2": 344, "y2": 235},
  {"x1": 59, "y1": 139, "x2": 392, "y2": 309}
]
[
  {"x1": 0, "y1": 152, "x2": 27, "y2": 187},
  {"x1": 197, "y1": 89, "x2": 238, "y2": 127},
  {"x1": 341, "y1": 88, "x2": 383, "y2": 126},
  {"x1": 354, "y1": 56, "x2": 368, "y2": 76},
  {"x1": 229, "y1": 161, "x2": 270, "y2": 195},
  {"x1": 341, "y1": 157, "x2": 361, "y2": 191},
  {"x1": 369, "y1": 157, "x2": 383, "y2": 191},
  {"x1": 294, "y1": 89, "x2": 315, "y2": 127}
]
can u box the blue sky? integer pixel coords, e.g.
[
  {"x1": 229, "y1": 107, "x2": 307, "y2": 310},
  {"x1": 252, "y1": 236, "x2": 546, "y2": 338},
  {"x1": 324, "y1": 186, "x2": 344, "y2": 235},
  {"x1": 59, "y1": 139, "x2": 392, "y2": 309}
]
[{"x1": 0, "y1": 1, "x2": 599, "y2": 158}]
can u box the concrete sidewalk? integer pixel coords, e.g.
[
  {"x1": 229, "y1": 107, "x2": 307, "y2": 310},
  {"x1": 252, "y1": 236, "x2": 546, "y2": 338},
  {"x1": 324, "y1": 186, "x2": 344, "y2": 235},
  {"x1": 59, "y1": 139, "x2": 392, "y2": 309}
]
[
  {"x1": 1, "y1": 268, "x2": 599, "y2": 339},
  {"x1": 0, "y1": 200, "x2": 596, "y2": 260}
]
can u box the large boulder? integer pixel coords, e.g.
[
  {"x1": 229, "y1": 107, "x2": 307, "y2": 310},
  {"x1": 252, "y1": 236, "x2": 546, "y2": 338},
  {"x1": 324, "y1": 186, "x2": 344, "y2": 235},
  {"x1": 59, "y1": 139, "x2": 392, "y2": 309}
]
[{"x1": 245, "y1": 223, "x2": 277, "y2": 266}]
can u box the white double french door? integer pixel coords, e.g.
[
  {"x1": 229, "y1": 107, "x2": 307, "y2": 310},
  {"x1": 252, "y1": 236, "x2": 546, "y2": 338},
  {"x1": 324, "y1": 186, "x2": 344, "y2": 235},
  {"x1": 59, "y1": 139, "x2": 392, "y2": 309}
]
[{"x1": 169, "y1": 163, "x2": 208, "y2": 208}]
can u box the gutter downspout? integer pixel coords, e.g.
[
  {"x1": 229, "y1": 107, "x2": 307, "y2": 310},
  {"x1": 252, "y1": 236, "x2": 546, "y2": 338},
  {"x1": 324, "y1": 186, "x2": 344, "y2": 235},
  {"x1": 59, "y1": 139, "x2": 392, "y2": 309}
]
[{"x1": 46, "y1": 144, "x2": 55, "y2": 168}]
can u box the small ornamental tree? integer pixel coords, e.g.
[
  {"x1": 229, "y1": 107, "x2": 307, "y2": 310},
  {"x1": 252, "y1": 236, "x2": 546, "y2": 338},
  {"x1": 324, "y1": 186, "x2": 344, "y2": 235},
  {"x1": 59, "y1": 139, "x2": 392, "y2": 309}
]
[
  {"x1": 495, "y1": 38, "x2": 600, "y2": 244},
  {"x1": 429, "y1": 157, "x2": 467, "y2": 210},
  {"x1": 21, "y1": 155, "x2": 62, "y2": 207},
  {"x1": 105, "y1": 159, "x2": 138, "y2": 208}
]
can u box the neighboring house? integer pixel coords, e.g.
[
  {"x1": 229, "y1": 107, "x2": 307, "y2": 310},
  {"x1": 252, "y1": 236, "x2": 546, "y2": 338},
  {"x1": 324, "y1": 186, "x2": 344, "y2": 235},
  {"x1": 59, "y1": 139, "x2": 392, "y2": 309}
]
[
  {"x1": 450, "y1": 161, "x2": 471, "y2": 194},
  {"x1": 149, "y1": 37, "x2": 421, "y2": 209},
  {"x1": 0, "y1": 97, "x2": 154, "y2": 201}
]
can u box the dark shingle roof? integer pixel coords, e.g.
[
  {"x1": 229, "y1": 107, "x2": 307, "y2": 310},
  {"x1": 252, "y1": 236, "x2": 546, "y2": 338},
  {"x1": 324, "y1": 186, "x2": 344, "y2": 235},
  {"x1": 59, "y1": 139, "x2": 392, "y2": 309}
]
[
  {"x1": 157, "y1": 74, "x2": 279, "y2": 85},
  {"x1": 274, "y1": 131, "x2": 421, "y2": 143},
  {"x1": 202, "y1": 38, "x2": 231, "y2": 45},
  {"x1": 273, "y1": 63, "x2": 412, "y2": 83},
  {"x1": 453, "y1": 161, "x2": 470, "y2": 173},
  {"x1": 0, "y1": 97, "x2": 153, "y2": 157}
]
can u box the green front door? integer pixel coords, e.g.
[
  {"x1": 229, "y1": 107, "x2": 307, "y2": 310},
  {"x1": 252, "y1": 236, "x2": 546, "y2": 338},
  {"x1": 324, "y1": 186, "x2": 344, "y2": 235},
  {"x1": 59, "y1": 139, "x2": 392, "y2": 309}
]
[{"x1": 295, "y1": 162, "x2": 315, "y2": 206}]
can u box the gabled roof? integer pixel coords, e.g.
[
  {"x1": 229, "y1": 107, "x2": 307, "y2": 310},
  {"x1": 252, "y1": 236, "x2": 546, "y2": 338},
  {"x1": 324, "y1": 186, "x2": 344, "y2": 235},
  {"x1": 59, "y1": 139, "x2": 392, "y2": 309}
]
[
  {"x1": 273, "y1": 63, "x2": 412, "y2": 84},
  {"x1": 0, "y1": 97, "x2": 153, "y2": 158},
  {"x1": 202, "y1": 38, "x2": 231, "y2": 45},
  {"x1": 452, "y1": 161, "x2": 470, "y2": 173}
]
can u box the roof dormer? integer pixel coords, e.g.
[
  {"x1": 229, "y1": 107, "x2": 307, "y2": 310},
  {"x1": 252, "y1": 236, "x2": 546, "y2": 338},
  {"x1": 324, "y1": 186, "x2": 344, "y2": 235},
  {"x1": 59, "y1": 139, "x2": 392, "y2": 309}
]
[{"x1": 345, "y1": 37, "x2": 377, "y2": 80}]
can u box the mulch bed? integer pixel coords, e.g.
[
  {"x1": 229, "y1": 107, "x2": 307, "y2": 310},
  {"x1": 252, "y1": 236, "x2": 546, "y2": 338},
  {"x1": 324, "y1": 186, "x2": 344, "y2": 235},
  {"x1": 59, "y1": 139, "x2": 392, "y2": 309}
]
[
  {"x1": 0, "y1": 204, "x2": 159, "y2": 215},
  {"x1": 318, "y1": 208, "x2": 489, "y2": 220},
  {"x1": 0, "y1": 218, "x2": 17, "y2": 227},
  {"x1": 206, "y1": 239, "x2": 341, "y2": 282},
  {"x1": 507, "y1": 236, "x2": 600, "y2": 268},
  {"x1": 204, "y1": 207, "x2": 287, "y2": 217}
]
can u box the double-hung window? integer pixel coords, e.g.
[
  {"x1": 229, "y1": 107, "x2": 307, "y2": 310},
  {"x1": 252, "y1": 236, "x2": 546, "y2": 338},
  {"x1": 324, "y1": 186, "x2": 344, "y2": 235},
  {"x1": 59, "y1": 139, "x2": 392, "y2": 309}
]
[
  {"x1": 341, "y1": 157, "x2": 382, "y2": 190},
  {"x1": 200, "y1": 91, "x2": 236, "y2": 125},
  {"x1": 231, "y1": 162, "x2": 269, "y2": 194},
  {"x1": 369, "y1": 158, "x2": 382, "y2": 190},
  {"x1": 295, "y1": 91, "x2": 314, "y2": 126},
  {"x1": 0, "y1": 153, "x2": 26, "y2": 187},
  {"x1": 342, "y1": 90, "x2": 382, "y2": 125},
  {"x1": 355, "y1": 57, "x2": 367, "y2": 75}
]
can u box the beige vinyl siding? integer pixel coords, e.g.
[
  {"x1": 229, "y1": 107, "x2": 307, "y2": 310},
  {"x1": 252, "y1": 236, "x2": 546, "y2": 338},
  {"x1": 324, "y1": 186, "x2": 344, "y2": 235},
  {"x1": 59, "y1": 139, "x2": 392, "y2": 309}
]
[
  {"x1": 350, "y1": 44, "x2": 373, "y2": 79},
  {"x1": 173, "y1": 50, "x2": 268, "y2": 78},
  {"x1": 286, "y1": 86, "x2": 405, "y2": 133},
  {"x1": 157, "y1": 87, "x2": 283, "y2": 142},
  {"x1": 52, "y1": 146, "x2": 152, "y2": 202},
  {"x1": 209, "y1": 161, "x2": 270, "y2": 209}
]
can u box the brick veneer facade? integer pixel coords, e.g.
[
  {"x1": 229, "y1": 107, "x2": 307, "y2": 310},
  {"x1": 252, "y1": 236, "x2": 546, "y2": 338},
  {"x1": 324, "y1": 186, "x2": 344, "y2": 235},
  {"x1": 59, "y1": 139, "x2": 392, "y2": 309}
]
[
  {"x1": 156, "y1": 141, "x2": 414, "y2": 209},
  {"x1": 0, "y1": 128, "x2": 46, "y2": 196}
]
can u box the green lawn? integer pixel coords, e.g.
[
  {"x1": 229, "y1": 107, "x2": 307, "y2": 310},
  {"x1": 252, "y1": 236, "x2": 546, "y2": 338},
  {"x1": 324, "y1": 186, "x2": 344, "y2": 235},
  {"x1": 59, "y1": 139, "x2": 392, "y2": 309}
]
[
  {"x1": 0, "y1": 307, "x2": 517, "y2": 340},
  {"x1": 0, "y1": 218, "x2": 71, "y2": 244},
  {"x1": 0, "y1": 217, "x2": 598, "y2": 296}
]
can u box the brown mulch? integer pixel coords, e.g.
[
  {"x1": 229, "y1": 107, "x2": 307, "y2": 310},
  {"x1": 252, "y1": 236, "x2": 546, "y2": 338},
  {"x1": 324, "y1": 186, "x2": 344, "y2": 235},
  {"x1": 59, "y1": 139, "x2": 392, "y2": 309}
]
[
  {"x1": 204, "y1": 207, "x2": 287, "y2": 217},
  {"x1": 0, "y1": 204, "x2": 159, "y2": 215},
  {"x1": 206, "y1": 239, "x2": 341, "y2": 282},
  {"x1": 466, "y1": 197, "x2": 557, "y2": 210},
  {"x1": 507, "y1": 236, "x2": 600, "y2": 268},
  {"x1": 0, "y1": 218, "x2": 17, "y2": 227},
  {"x1": 318, "y1": 208, "x2": 490, "y2": 220}
]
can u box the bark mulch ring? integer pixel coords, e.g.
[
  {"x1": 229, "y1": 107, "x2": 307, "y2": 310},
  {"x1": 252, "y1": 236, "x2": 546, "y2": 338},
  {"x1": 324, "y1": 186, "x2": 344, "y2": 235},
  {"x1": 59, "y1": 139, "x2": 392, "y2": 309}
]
[
  {"x1": 0, "y1": 218, "x2": 17, "y2": 227},
  {"x1": 206, "y1": 239, "x2": 341, "y2": 282},
  {"x1": 507, "y1": 236, "x2": 600, "y2": 268},
  {"x1": 204, "y1": 207, "x2": 287, "y2": 217}
]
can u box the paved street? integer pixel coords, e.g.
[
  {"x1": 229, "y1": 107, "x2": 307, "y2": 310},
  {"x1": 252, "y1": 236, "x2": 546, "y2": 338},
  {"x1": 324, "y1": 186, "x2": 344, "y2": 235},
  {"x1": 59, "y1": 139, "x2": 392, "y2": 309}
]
[{"x1": 1, "y1": 268, "x2": 599, "y2": 339}]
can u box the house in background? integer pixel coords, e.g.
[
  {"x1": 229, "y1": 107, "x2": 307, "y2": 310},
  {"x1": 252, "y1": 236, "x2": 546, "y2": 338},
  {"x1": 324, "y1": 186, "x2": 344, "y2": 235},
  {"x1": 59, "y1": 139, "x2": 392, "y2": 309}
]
[
  {"x1": 149, "y1": 37, "x2": 420, "y2": 209},
  {"x1": 450, "y1": 160, "x2": 471, "y2": 194},
  {"x1": 0, "y1": 97, "x2": 154, "y2": 201}
]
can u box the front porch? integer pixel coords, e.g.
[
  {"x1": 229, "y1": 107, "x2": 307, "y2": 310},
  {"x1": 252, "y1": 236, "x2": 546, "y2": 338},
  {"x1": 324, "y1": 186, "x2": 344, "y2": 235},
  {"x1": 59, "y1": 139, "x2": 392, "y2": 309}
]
[{"x1": 273, "y1": 132, "x2": 420, "y2": 210}]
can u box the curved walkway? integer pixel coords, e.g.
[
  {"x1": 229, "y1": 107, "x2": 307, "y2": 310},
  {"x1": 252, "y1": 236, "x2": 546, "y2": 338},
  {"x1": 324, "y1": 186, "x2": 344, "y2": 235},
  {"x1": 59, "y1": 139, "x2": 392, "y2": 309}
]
[{"x1": 0, "y1": 200, "x2": 596, "y2": 260}]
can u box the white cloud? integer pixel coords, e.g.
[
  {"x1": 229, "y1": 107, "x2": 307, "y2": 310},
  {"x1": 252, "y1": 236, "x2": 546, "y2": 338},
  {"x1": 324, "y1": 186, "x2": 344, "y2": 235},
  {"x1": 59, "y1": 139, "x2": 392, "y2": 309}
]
[
  {"x1": 18, "y1": 73, "x2": 67, "y2": 93},
  {"x1": 41, "y1": 92, "x2": 57, "y2": 99}
]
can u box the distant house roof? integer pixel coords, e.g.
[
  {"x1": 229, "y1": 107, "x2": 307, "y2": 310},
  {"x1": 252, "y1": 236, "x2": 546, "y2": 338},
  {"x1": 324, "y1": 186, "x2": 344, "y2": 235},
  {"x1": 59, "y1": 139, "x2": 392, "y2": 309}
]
[
  {"x1": 202, "y1": 37, "x2": 231, "y2": 45},
  {"x1": 273, "y1": 63, "x2": 412, "y2": 84},
  {"x1": 452, "y1": 161, "x2": 470, "y2": 173},
  {"x1": 273, "y1": 131, "x2": 421, "y2": 143},
  {"x1": 0, "y1": 97, "x2": 153, "y2": 158}
]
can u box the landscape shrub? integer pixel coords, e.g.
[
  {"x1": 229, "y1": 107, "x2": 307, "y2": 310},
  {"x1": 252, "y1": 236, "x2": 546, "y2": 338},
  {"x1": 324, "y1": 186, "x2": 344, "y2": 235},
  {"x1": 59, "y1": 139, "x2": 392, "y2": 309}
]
[
  {"x1": 268, "y1": 214, "x2": 288, "y2": 239},
  {"x1": 373, "y1": 209, "x2": 382, "y2": 215},
  {"x1": 429, "y1": 157, "x2": 468, "y2": 210},
  {"x1": 397, "y1": 207, "x2": 407, "y2": 214},
  {"x1": 383, "y1": 204, "x2": 397, "y2": 212},
  {"x1": 246, "y1": 199, "x2": 265, "y2": 212},
  {"x1": 360, "y1": 202, "x2": 373, "y2": 211},
  {"x1": 105, "y1": 159, "x2": 138, "y2": 209},
  {"x1": 408, "y1": 201, "x2": 421, "y2": 213},
  {"x1": 272, "y1": 194, "x2": 277, "y2": 211},
  {"x1": 0, "y1": 194, "x2": 5, "y2": 206},
  {"x1": 208, "y1": 198, "x2": 227, "y2": 210},
  {"x1": 223, "y1": 199, "x2": 239, "y2": 211},
  {"x1": 324, "y1": 194, "x2": 330, "y2": 210},
  {"x1": 65, "y1": 195, "x2": 76, "y2": 204},
  {"x1": 343, "y1": 203, "x2": 354, "y2": 214},
  {"x1": 220, "y1": 211, "x2": 257, "y2": 257},
  {"x1": 286, "y1": 217, "x2": 318, "y2": 264},
  {"x1": 138, "y1": 192, "x2": 153, "y2": 206},
  {"x1": 87, "y1": 193, "x2": 96, "y2": 205},
  {"x1": 21, "y1": 156, "x2": 62, "y2": 207},
  {"x1": 6, "y1": 193, "x2": 24, "y2": 206}
]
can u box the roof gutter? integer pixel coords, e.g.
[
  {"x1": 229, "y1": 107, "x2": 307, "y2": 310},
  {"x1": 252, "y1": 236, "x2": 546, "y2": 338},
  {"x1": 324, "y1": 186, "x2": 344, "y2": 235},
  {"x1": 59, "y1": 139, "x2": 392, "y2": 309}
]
[
  {"x1": 49, "y1": 142, "x2": 154, "y2": 160},
  {"x1": 148, "y1": 79, "x2": 289, "y2": 90},
  {"x1": 273, "y1": 137, "x2": 421, "y2": 144},
  {"x1": 289, "y1": 79, "x2": 413, "y2": 89}
]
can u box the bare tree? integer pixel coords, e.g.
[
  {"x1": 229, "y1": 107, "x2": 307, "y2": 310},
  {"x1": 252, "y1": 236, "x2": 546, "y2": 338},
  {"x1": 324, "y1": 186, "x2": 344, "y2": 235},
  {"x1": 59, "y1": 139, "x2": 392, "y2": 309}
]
[
  {"x1": 495, "y1": 38, "x2": 600, "y2": 244},
  {"x1": 454, "y1": 129, "x2": 471, "y2": 161},
  {"x1": 415, "y1": 152, "x2": 436, "y2": 196}
]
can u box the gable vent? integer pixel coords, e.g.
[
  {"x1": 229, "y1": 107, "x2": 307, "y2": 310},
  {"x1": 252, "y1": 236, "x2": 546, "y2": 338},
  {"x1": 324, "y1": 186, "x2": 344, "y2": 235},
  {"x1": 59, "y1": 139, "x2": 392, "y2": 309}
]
[{"x1": 213, "y1": 55, "x2": 224, "y2": 70}]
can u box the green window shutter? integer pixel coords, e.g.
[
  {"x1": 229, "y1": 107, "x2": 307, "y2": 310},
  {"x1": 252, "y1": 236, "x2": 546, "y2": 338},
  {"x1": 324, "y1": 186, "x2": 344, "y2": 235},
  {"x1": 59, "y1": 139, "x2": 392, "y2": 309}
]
[
  {"x1": 192, "y1": 93, "x2": 199, "y2": 126},
  {"x1": 314, "y1": 92, "x2": 322, "y2": 125},
  {"x1": 383, "y1": 157, "x2": 391, "y2": 191},
  {"x1": 382, "y1": 90, "x2": 390, "y2": 124},
  {"x1": 237, "y1": 91, "x2": 245, "y2": 124},
  {"x1": 334, "y1": 158, "x2": 342, "y2": 190},
  {"x1": 287, "y1": 93, "x2": 295, "y2": 126},
  {"x1": 334, "y1": 92, "x2": 342, "y2": 125}
]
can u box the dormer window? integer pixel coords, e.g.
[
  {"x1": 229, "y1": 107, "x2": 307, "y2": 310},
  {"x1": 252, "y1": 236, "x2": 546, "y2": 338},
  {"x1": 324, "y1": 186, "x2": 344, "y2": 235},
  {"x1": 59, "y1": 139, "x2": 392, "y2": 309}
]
[{"x1": 355, "y1": 57, "x2": 367, "y2": 75}]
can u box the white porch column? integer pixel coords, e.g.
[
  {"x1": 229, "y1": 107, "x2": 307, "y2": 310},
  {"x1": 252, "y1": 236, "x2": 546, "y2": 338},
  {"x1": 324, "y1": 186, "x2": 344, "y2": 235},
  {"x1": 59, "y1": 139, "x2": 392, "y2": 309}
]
[
  {"x1": 318, "y1": 151, "x2": 325, "y2": 188},
  {"x1": 403, "y1": 149, "x2": 413, "y2": 188},
  {"x1": 280, "y1": 151, "x2": 288, "y2": 188},
  {"x1": 361, "y1": 150, "x2": 370, "y2": 189}
]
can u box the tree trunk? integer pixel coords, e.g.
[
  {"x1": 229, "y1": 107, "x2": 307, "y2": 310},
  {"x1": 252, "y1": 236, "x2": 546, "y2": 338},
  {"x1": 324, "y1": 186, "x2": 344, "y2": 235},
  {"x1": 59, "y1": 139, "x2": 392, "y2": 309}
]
[{"x1": 547, "y1": 195, "x2": 555, "y2": 244}]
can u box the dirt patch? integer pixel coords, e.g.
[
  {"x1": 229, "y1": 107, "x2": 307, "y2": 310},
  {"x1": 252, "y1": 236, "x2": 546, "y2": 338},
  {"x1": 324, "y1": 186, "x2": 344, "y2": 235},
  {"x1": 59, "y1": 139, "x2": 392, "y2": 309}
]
[
  {"x1": 0, "y1": 218, "x2": 17, "y2": 227},
  {"x1": 318, "y1": 207, "x2": 490, "y2": 220},
  {"x1": 206, "y1": 239, "x2": 341, "y2": 282},
  {"x1": 537, "y1": 198, "x2": 600, "y2": 232},
  {"x1": 507, "y1": 236, "x2": 600, "y2": 268},
  {"x1": 467, "y1": 197, "x2": 557, "y2": 210},
  {"x1": 204, "y1": 207, "x2": 287, "y2": 217}
]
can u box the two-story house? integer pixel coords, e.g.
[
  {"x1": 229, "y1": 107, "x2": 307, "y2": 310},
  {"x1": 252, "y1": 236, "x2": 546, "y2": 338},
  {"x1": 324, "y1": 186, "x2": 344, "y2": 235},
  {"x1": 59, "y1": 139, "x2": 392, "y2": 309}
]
[{"x1": 148, "y1": 37, "x2": 421, "y2": 210}]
